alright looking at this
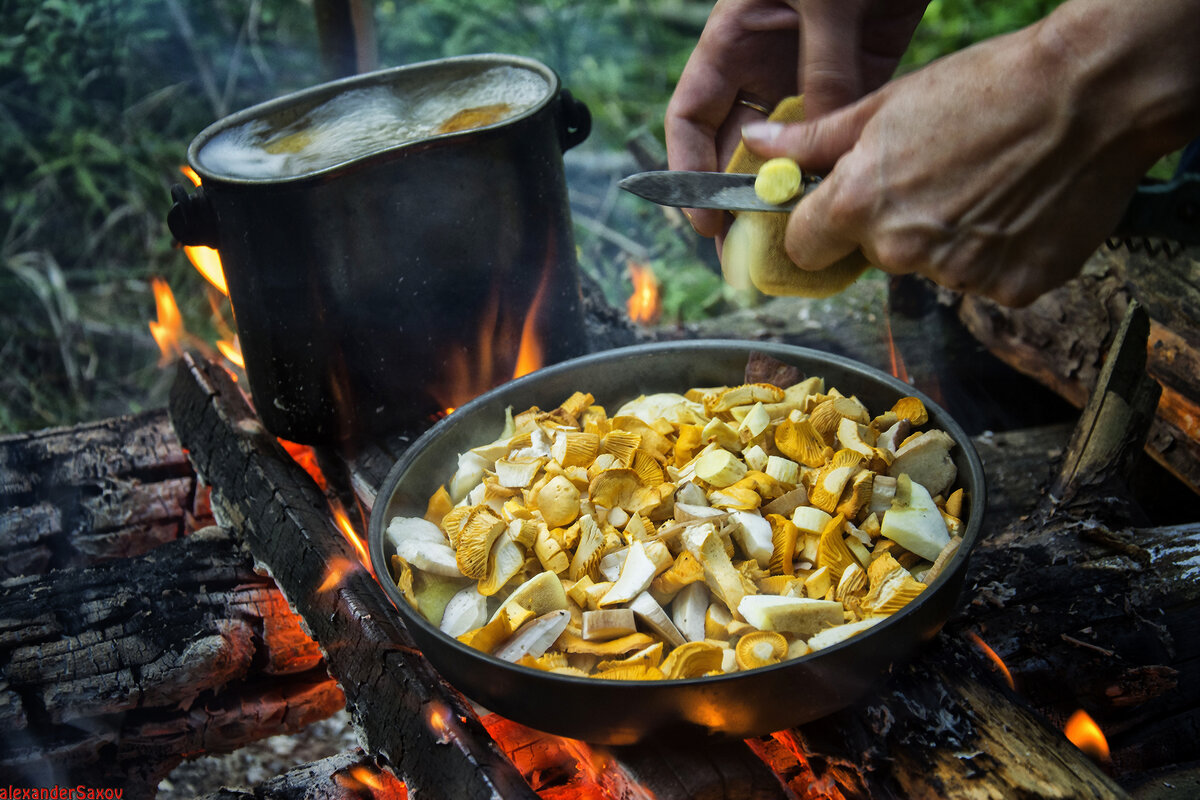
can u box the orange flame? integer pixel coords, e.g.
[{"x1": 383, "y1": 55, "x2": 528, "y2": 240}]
[
  {"x1": 429, "y1": 262, "x2": 551, "y2": 411},
  {"x1": 332, "y1": 500, "x2": 372, "y2": 574},
  {"x1": 626, "y1": 260, "x2": 662, "y2": 325},
  {"x1": 179, "y1": 167, "x2": 228, "y2": 296},
  {"x1": 334, "y1": 763, "x2": 407, "y2": 797},
  {"x1": 149, "y1": 277, "x2": 186, "y2": 365},
  {"x1": 216, "y1": 337, "x2": 245, "y2": 368},
  {"x1": 967, "y1": 632, "x2": 1015, "y2": 690},
  {"x1": 1064, "y1": 709, "x2": 1110, "y2": 762},
  {"x1": 883, "y1": 306, "x2": 910, "y2": 383},
  {"x1": 317, "y1": 555, "x2": 357, "y2": 593}
]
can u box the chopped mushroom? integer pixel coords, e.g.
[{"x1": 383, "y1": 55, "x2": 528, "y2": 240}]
[{"x1": 387, "y1": 371, "x2": 968, "y2": 681}]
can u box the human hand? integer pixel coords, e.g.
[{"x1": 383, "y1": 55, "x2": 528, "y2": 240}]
[
  {"x1": 665, "y1": 0, "x2": 927, "y2": 238},
  {"x1": 741, "y1": 22, "x2": 1163, "y2": 306}
]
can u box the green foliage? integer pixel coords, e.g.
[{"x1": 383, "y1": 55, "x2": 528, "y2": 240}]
[
  {"x1": 373, "y1": 0, "x2": 697, "y2": 149},
  {"x1": 901, "y1": 0, "x2": 1068, "y2": 69}
]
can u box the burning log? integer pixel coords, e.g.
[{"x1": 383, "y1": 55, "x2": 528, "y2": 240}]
[
  {"x1": 0, "y1": 525, "x2": 342, "y2": 796},
  {"x1": 0, "y1": 410, "x2": 204, "y2": 576},
  {"x1": 957, "y1": 245, "x2": 1200, "y2": 495},
  {"x1": 195, "y1": 751, "x2": 405, "y2": 800},
  {"x1": 169, "y1": 353, "x2": 539, "y2": 800}
]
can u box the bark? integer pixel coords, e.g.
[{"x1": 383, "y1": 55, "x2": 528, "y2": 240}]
[
  {"x1": 0, "y1": 409, "x2": 208, "y2": 577},
  {"x1": 195, "y1": 751, "x2": 404, "y2": 800},
  {"x1": 0, "y1": 526, "x2": 341, "y2": 796},
  {"x1": 169, "y1": 353, "x2": 539, "y2": 800}
]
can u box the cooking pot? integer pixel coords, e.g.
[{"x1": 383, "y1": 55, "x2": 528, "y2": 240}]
[
  {"x1": 367, "y1": 340, "x2": 986, "y2": 744},
  {"x1": 168, "y1": 54, "x2": 592, "y2": 445}
]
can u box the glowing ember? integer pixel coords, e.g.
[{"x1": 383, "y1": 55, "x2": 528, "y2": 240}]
[
  {"x1": 178, "y1": 166, "x2": 229, "y2": 295},
  {"x1": 279, "y1": 439, "x2": 327, "y2": 490},
  {"x1": 149, "y1": 277, "x2": 185, "y2": 365},
  {"x1": 967, "y1": 632, "x2": 1015, "y2": 690},
  {"x1": 1064, "y1": 709, "x2": 1110, "y2": 762},
  {"x1": 626, "y1": 260, "x2": 662, "y2": 325}
]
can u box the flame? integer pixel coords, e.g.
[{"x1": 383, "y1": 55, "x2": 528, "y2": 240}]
[
  {"x1": 626, "y1": 260, "x2": 662, "y2": 325},
  {"x1": 883, "y1": 305, "x2": 910, "y2": 383},
  {"x1": 317, "y1": 555, "x2": 356, "y2": 593},
  {"x1": 332, "y1": 499, "x2": 373, "y2": 573},
  {"x1": 178, "y1": 167, "x2": 229, "y2": 296},
  {"x1": 1064, "y1": 709, "x2": 1110, "y2": 762},
  {"x1": 216, "y1": 337, "x2": 245, "y2": 368},
  {"x1": 149, "y1": 277, "x2": 186, "y2": 365},
  {"x1": 429, "y1": 261, "x2": 551, "y2": 410},
  {"x1": 967, "y1": 632, "x2": 1015, "y2": 690},
  {"x1": 334, "y1": 763, "x2": 408, "y2": 797}
]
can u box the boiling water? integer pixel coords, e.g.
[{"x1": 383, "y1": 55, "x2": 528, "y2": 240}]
[{"x1": 198, "y1": 65, "x2": 550, "y2": 180}]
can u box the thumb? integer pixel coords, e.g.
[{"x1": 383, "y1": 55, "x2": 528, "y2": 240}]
[{"x1": 739, "y1": 95, "x2": 878, "y2": 172}]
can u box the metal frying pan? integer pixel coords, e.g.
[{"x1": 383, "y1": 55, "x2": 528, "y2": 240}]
[{"x1": 367, "y1": 340, "x2": 986, "y2": 744}]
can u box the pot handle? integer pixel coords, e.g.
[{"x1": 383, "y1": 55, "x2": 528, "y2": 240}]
[
  {"x1": 167, "y1": 183, "x2": 220, "y2": 249},
  {"x1": 556, "y1": 89, "x2": 591, "y2": 152}
]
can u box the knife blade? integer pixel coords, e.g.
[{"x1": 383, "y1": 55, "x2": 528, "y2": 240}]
[{"x1": 618, "y1": 170, "x2": 821, "y2": 213}]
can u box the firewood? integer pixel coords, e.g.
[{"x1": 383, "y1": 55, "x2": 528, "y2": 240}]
[
  {"x1": 193, "y1": 751, "x2": 401, "y2": 800},
  {"x1": 0, "y1": 410, "x2": 209, "y2": 577},
  {"x1": 957, "y1": 246, "x2": 1200, "y2": 495},
  {"x1": 0, "y1": 525, "x2": 342, "y2": 796},
  {"x1": 169, "y1": 353, "x2": 539, "y2": 800}
]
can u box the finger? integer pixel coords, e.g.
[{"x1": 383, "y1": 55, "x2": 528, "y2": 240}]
[
  {"x1": 783, "y1": 177, "x2": 863, "y2": 272},
  {"x1": 741, "y1": 93, "x2": 878, "y2": 171},
  {"x1": 797, "y1": 0, "x2": 866, "y2": 117}
]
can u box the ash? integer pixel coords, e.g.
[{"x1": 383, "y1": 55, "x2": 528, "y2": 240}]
[{"x1": 156, "y1": 709, "x2": 359, "y2": 798}]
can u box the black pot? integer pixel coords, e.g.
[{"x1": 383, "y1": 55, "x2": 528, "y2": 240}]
[
  {"x1": 168, "y1": 55, "x2": 592, "y2": 445},
  {"x1": 367, "y1": 340, "x2": 987, "y2": 744}
]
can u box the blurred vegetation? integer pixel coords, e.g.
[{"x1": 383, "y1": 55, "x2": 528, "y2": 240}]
[{"x1": 1, "y1": 0, "x2": 1067, "y2": 432}]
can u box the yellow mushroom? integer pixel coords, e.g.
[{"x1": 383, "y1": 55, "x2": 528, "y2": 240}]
[
  {"x1": 754, "y1": 157, "x2": 803, "y2": 205},
  {"x1": 661, "y1": 641, "x2": 726, "y2": 679},
  {"x1": 456, "y1": 506, "x2": 506, "y2": 579},
  {"x1": 774, "y1": 417, "x2": 830, "y2": 468},
  {"x1": 735, "y1": 630, "x2": 788, "y2": 670},
  {"x1": 536, "y1": 474, "x2": 581, "y2": 528}
]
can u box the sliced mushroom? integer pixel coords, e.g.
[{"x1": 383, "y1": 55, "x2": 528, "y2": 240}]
[
  {"x1": 737, "y1": 594, "x2": 843, "y2": 637},
  {"x1": 494, "y1": 609, "x2": 571, "y2": 662}
]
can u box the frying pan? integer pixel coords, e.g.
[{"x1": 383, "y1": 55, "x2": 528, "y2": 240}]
[{"x1": 367, "y1": 340, "x2": 985, "y2": 744}]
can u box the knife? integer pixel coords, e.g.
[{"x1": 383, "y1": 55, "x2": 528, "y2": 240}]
[
  {"x1": 617, "y1": 170, "x2": 820, "y2": 213},
  {"x1": 618, "y1": 169, "x2": 1200, "y2": 246}
]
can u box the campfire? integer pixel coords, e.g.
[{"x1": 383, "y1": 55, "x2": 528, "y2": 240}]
[{"x1": 6, "y1": 72, "x2": 1200, "y2": 799}]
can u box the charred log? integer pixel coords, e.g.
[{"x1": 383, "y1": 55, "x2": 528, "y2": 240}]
[
  {"x1": 195, "y1": 750, "x2": 404, "y2": 800},
  {"x1": 169, "y1": 353, "x2": 538, "y2": 800},
  {"x1": 0, "y1": 410, "x2": 207, "y2": 577},
  {"x1": 0, "y1": 525, "x2": 341, "y2": 796}
]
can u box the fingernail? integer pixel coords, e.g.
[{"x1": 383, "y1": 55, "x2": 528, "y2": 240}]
[{"x1": 741, "y1": 121, "x2": 783, "y2": 146}]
